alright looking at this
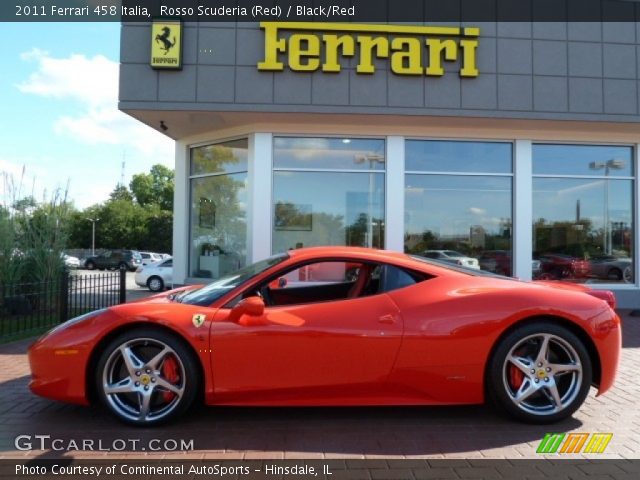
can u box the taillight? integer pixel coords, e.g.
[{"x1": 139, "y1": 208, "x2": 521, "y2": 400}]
[{"x1": 586, "y1": 290, "x2": 616, "y2": 309}]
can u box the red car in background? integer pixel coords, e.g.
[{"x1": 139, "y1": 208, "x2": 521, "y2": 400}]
[
  {"x1": 537, "y1": 254, "x2": 591, "y2": 281},
  {"x1": 478, "y1": 250, "x2": 542, "y2": 278}
]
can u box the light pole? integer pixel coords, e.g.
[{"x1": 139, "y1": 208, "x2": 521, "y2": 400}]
[
  {"x1": 86, "y1": 218, "x2": 99, "y2": 256},
  {"x1": 589, "y1": 159, "x2": 625, "y2": 255}
]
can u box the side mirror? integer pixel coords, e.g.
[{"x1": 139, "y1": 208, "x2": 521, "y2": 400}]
[{"x1": 229, "y1": 296, "x2": 265, "y2": 324}]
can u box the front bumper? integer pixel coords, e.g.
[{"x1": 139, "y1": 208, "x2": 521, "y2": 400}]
[{"x1": 28, "y1": 338, "x2": 91, "y2": 405}]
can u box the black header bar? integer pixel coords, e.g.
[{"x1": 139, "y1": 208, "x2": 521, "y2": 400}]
[{"x1": 4, "y1": 0, "x2": 640, "y2": 22}]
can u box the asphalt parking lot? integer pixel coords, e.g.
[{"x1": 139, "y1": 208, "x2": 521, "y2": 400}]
[
  {"x1": 0, "y1": 311, "x2": 638, "y2": 461},
  {"x1": 71, "y1": 269, "x2": 156, "y2": 303}
]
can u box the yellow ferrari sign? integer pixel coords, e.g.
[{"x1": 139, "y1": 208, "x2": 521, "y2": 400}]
[{"x1": 150, "y1": 20, "x2": 182, "y2": 69}]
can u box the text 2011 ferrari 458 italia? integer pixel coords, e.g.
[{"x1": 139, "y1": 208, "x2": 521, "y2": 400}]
[{"x1": 28, "y1": 247, "x2": 621, "y2": 426}]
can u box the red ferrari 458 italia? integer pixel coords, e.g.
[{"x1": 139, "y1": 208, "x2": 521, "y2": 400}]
[{"x1": 28, "y1": 247, "x2": 621, "y2": 426}]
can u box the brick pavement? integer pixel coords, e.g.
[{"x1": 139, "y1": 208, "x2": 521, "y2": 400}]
[{"x1": 0, "y1": 311, "x2": 638, "y2": 460}]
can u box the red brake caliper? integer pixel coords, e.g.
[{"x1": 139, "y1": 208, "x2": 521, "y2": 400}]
[
  {"x1": 509, "y1": 364, "x2": 524, "y2": 390},
  {"x1": 161, "y1": 356, "x2": 180, "y2": 403}
]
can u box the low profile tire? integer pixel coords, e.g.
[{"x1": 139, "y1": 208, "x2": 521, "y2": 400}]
[
  {"x1": 86, "y1": 261, "x2": 95, "y2": 270},
  {"x1": 147, "y1": 276, "x2": 164, "y2": 292},
  {"x1": 95, "y1": 328, "x2": 199, "y2": 426},
  {"x1": 487, "y1": 322, "x2": 592, "y2": 424}
]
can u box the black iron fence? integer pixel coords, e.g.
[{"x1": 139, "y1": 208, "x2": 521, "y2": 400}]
[{"x1": 0, "y1": 270, "x2": 126, "y2": 342}]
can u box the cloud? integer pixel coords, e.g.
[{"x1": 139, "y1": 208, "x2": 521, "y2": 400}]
[
  {"x1": 17, "y1": 49, "x2": 173, "y2": 162},
  {"x1": 468, "y1": 207, "x2": 486, "y2": 215},
  {"x1": 18, "y1": 48, "x2": 117, "y2": 107}
]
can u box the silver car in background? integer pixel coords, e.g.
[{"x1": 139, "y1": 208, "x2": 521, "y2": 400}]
[{"x1": 134, "y1": 257, "x2": 173, "y2": 291}]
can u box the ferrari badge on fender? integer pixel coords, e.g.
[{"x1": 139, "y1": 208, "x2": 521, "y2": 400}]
[{"x1": 192, "y1": 314, "x2": 206, "y2": 328}]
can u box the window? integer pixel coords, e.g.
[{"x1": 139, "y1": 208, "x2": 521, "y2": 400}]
[
  {"x1": 189, "y1": 139, "x2": 249, "y2": 279},
  {"x1": 254, "y1": 261, "x2": 422, "y2": 307},
  {"x1": 533, "y1": 144, "x2": 634, "y2": 284},
  {"x1": 405, "y1": 140, "x2": 514, "y2": 275},
  {"x1": 272, "y1": 137, "x2": 386, "y2": 253},
  {"x1": 162, "y1": 259, "x2": 173, "y2": 267}
]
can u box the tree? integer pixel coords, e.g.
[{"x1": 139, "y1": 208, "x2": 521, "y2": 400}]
[
  {"x1": 130, "y1": 164, "x2": 174, "y2": 211},
  {"x1": 109, "y1": 185, "x2": 133, "y2": 202}
]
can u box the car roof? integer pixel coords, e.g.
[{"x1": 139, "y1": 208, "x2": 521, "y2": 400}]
[{"x1": 282, "y1": 246, "x2": 468, "y2": 276}]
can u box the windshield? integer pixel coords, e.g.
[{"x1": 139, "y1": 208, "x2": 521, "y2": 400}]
[
  {"x1": 179, "y1": 253, "x2": 289, "y2": 306},
  {"x1": 443, "y1": 251, "x2": 464, "y2": 257}
]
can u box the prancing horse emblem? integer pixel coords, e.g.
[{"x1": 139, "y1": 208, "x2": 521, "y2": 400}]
[
  {"x1": 192, "y1": 314, "x2": 206, "y2": 328},
  {"x1": 155, "y1": 26, "x2": 176, "y2": 55}
]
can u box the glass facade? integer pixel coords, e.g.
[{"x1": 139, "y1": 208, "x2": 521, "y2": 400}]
[
  {"x1": 533, "y1": 144, "x2": 634, "y2": 284},
  {"x1": 182, "y1": 136, "x2": 635, "y2": 291},
  {"x1": 272, "y1": 137, "x2": 386, "y2": 254},
  {"x1": 189, "y1": 139, "x2": 248, "y2": 279},
  {"x1": 404, "y1": 140, "x2": 514, "y2": 275}
]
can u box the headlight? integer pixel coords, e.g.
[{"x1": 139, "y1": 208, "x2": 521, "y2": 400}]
[{"x1": 45, "y1": 308, "x2": 107, "y2": 336}]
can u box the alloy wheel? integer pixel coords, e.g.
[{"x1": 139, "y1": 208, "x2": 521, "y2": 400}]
[
  {"x1": 101, "y1": 338, "x2": 186, "y2": 423},
  {"x1": 502, "y1": 333, "x2": 583, "y2": 416}
]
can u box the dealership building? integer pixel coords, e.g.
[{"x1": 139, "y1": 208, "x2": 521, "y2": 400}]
[{"x1": 119, "y1": 15, "x2": 640, "y2": 307}]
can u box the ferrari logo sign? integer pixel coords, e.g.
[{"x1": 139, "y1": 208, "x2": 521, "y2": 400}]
[
  {"x1": 150, "y1": 19, "x2": 183, "y2": 70},
  {"x1": 192, "y1": 314, "x2": 206, "y2": 328}
]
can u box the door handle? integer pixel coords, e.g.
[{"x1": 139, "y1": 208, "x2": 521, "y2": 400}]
[{"x1": 378, "y1": 314, "x2": 396, "y2": 325}]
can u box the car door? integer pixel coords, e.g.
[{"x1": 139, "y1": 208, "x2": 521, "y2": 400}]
[
  {"x1": 210, "y1": 260, "x2": 404, "y2": 403},
  {"x1": 160, "y1": 259, "x2": 173, "y2": 284}
]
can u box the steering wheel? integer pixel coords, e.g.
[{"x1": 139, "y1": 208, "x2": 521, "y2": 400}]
[{"x1": 257, "y1": 285, "x2": 273, "y2": 306}]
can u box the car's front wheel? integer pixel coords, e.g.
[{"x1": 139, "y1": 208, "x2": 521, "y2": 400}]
[
  {"x1": 487, "y1": 322, "x2": 592, "y2": 424},
  {"x1": 85, "y1": 261, "x2": 95, "y2": 270},
  {"x1": 95, "y1": 328, "x2": 199, "y2": 426}
]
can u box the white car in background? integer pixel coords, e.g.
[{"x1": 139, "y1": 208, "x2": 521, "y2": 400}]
[
  {"x1": 422, "y1": 250, "x2": 481, "y2": 270},
  {"x1": 139, "y1": 251, "x2": 163, "y2": 266},
  {"x1": 135, "y1": 257, "x2": 173, "y2": 292},
  {"x1": 61, "y1": 253, "x2": 81, "y2": 269}
]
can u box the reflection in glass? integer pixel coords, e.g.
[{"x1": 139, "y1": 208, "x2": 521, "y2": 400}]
[
  {"x1": 189, "y1": 173, "x2": 247, "y2": 279},
  {"x1": 404, "y1": 175, "x2": 513, "y2": 274},
  {"x1": 272, "y1": 171, "x2": 385, "y2": 253},
  {"x1": 406, "y1": 140, "x2": 512, "y2": 173},
  {"x1": 190, "y1": 139, "x2": 248, "y2": 176},
  {"x1": 533, "y1": 178, "x2": 633, "y2": 283},
  {"x1": 533, "y1": 144, "x2": 633, "y2": 177},
  {"x1": 274, "y1": 137, "x2": 386, "y2": 170}
]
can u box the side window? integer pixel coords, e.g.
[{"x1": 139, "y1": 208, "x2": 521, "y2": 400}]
[
  {"x1": 379, "y1": 265, "x2": 420, "y2": 293},
  {"x1": 256, "y1": 261, "x2": 369, "y2": 307},
  {"x1": 162, "y1": 259, "x2": 173, "y2": 267}
]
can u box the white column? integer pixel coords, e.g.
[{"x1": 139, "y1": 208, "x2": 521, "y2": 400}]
[
  {"x1": 172, "y1": 140, "x2": 190, "y2": 285},
  {"x1": 248, "y1": 133, "x2": 273, "y2": 262},
  {"x1": 513, "y1": 139, "x2": 533, "y2": 280},
  {"x1": 385, "y1": 136, "x2": 405, "y2": 252}
]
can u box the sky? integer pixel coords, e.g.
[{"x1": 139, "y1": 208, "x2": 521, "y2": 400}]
[{"x1": 0, "y1": 22, "x2": 174, "y2": 209}]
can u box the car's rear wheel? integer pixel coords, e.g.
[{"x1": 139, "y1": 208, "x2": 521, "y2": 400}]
[
  {"x1": 95, "y1": 328, "x2": 198, "y2": 426},
  {"x1": 86, "y1": 261, "x2": 95, "y2": 270},
  {"x1": 147, "y1": 276, "x2": 164, "y2": 292},
  {"x1": 487, "y1": 322, "x2": 591, "y2": 424}
]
